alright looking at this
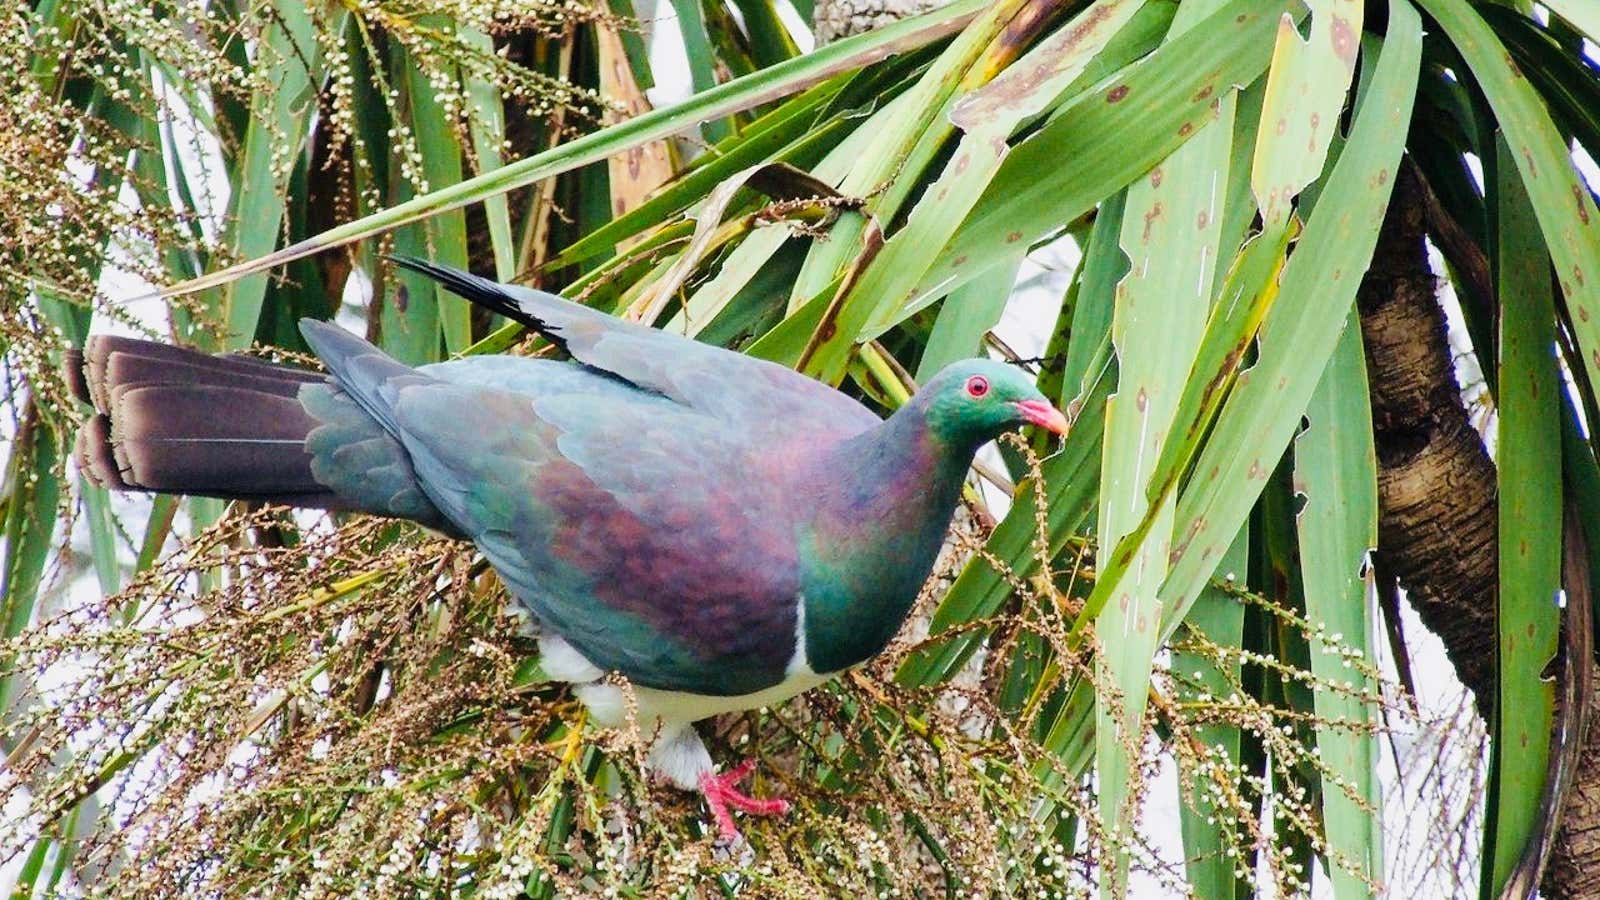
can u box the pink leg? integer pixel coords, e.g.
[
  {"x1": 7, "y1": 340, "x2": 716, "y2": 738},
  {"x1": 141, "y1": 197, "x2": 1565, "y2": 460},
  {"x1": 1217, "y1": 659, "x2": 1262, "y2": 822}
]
[{"x1": 699, "y1": 759, "x2": 790, "y2": 840}]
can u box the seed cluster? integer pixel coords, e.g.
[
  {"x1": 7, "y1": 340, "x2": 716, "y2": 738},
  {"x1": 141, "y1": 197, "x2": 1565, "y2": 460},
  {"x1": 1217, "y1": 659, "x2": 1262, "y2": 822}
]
[{"x1": 0, "y1": 433, "x2": 1444, "y2": 896}]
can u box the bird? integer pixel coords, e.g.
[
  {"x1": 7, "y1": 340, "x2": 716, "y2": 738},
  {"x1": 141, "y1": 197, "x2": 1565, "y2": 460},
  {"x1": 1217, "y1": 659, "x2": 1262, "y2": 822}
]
[{"x1": 66, "y1": 257, "x2": 1069, "y2": 841}]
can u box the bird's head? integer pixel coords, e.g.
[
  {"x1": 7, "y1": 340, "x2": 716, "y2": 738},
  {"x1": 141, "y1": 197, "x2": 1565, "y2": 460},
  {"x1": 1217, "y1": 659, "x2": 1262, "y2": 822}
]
[{"x1": 916, "y1": 359, "x2": 1069, "y2": 448}]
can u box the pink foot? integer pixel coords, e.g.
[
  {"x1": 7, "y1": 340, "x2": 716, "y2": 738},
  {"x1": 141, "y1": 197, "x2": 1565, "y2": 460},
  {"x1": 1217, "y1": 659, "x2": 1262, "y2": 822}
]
[{"x1": 699, "y1": 759, "x2": 790, "y2": 840}]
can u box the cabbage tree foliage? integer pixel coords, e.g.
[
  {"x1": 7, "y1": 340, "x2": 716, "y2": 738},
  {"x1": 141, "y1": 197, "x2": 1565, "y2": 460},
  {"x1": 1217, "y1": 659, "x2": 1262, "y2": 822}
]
[{"x1": 2, "y1": 0, "x2": 1598, "y2": 895}]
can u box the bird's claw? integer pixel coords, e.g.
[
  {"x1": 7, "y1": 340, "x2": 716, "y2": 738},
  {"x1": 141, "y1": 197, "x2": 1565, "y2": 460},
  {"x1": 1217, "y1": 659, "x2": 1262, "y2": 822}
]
[{"x1": 699, "y1": 759, "x2": 789, "y2": 841}]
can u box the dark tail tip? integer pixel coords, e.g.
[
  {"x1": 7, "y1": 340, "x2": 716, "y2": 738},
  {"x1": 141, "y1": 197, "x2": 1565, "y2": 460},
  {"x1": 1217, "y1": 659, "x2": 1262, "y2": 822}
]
[
  {"x1": 64, "y1": 348, "x2": 91, "y2": 403},
  {"x1": 385, "y1": 255, "x2": 536, "y2": 329},
  {"x1": 75, "y1": 414, "x2": 130, "y2": 490}
]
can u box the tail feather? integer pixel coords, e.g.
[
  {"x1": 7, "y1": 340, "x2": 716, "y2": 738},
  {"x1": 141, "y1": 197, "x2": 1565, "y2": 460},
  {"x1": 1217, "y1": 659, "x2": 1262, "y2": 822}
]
[
  {"x1": 109, "y1": 385, "x2": 323, "y2": 494},
  {"x1": 387, "y1": 255, "x2": 574, "y2": 355},
  {"x1": 64, "y1": 348, "x2": 91, "y2": 405},
  {"x1": 68, "y1": 328, "x2": 458, "y2": 531},
  {"x1": 69, "y1": 336, "x2": 346, "y2": 506},
  {"x1": 74, "y1": 413, "x2": 129, "y2": 491},
  {"x1": 103, "y1": 349, "x2": 319, "y2": 401}
]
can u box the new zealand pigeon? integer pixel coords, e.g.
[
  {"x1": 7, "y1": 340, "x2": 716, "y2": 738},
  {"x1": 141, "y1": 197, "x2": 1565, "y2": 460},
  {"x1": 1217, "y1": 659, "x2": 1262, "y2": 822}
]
[{"x1": 68, "y1": 258, "x2": 1069, "y2": 839}]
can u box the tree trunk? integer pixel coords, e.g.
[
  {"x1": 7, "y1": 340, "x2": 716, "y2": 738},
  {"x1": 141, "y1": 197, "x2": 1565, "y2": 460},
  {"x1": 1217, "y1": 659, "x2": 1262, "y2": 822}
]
[
  {"x1": 813, "y1": 0, "x2": 949, "y2": 43},
  {"x1": 1541, "y1": 509, "x2": 1598, "y2": 899},
  {"x1": 1357, "y1": 166, "x2": 1499, "y2": 717}
]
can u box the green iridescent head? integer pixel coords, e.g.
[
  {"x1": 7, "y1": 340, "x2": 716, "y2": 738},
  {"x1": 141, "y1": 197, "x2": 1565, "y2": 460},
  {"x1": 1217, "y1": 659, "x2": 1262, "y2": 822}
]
[{"x1": 914, "y1": 359, "x2": 1068, "y2": 448}]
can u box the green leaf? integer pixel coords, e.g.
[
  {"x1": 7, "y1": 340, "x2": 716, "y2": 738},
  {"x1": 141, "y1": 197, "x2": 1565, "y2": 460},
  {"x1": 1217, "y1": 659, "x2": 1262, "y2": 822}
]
[
  {"x1": 1293, "y1": 313, "x2": 1383, "y2": 898},
  {"x1": 1485, "y1": 135, "x2": 1563, "y2": 896},
  {"x1": 1147, "y1": 220, "x2": 1292, "y2": 506},
  {"x1": 1060, "y1": 191, "x2": 1129, "y2": 403},
  {"x1": 798, "y1": 0, "x2": 1148, "y2": 384},
  {"x1": 1413, "y1": 0, "x2": 1600, "y2": 437},
  {"x1": 403, "y1": 31, "x2": 473, "y2": 354},
  {"x1": 625, "y1": 165, "x2": 769, "y2": 323},
  {"x1": 28, "y1": 0, "x2": 76, "y2": 98},
  {"x1": 604, "y1": 0, "x2": 656, "y2": 88},
  {"x1": 462, "y1": 27, "x2": 518, "y2": 282},
  {"x1": 380, "y1": 43, "x2": 443, "y2": 365},
  {"x1": 151, "y1": 0, "x2": 990, "y2": 300},
  {"x1": 915, "y1": 254, "x2": 1022, "y2": 381},
  {"x1": 675, "y1": 225, "x2": 798, "y2": 338},
  {"x1": 1480, "y1": 7, "x2": 1600, "y2": 174},
  {"x1": 1250, "y1": 0, "x2": 1362, "y2": 227},
  {"x1": 1157, "y1": 0, "x2": 1421, "y2": 636},
  {"x1": 42, "y1": 803, "x2": 89, "y2": 895},
  {"x1": 676, "y1": 87, "x2": 926, "y2": 341},
  {"x1": 916, "y1": 0, "x2": 1291, "y2": 307},
  {"x1": 547, "y1": 79, "x2": 846, "y2": 270},
  {"x1": 79, "y1": 480, "x2": 120, "y2": 596},
  {"x1": 134, "y1": 496, "x2": 179, "y2": 576},
  {"x1": 13, "y1": 830, "x2": 52, "y2": 899},
  {"x1": 209, "y1": 1, "x2": 344, "y2": 351},
  {"x1": 1091, "y1": 0, "x2": 1241, "y2": 884},
  {"x1": 1541, "y1": 0, "x2": 1600, "y2": 44},
  {"x1": 1172, "y1": 528, "x2": 1248, "y2": 900},
  {"x1": 785, "y1": 0, "x2": 1045, "y2": 320},
  {"x1": 729, "y1": 0, "x2": 803, "y2": 67},
  {"x1": 669, "y1": 0, "x2": 732, "y2": 142},
  {"x1": 0, "y1": 408, "x2": 60, "y2": 721}
]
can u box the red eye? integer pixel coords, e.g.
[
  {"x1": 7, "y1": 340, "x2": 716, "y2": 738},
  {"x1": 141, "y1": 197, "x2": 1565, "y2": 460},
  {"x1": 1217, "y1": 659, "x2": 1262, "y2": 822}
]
[{"x1": 965, "y1": 375, "x2": 990, "y2": 398}]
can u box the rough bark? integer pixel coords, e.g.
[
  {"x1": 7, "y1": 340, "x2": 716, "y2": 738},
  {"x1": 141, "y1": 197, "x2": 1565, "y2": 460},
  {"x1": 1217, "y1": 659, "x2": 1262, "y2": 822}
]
[
  {"x1": 1357, "y1": 165, "x2": 1499, "y2": 717},
  {"x1": 813, "y1": 0, "x2": 949, "y2": 43},
  {"x1": 1548, "y1": 687, "x2": 1600, "y2": 899},
  {"x1": 1540, "y1": 509, "x2": 1597, "y2": 899}
]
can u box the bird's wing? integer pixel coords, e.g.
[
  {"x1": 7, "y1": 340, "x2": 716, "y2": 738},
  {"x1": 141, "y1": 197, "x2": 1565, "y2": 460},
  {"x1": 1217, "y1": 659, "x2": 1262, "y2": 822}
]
[
  {"x1": 301, "y1": 320, "x2": 808, "y2": 697},
  {"x1": 389, "y1": 257, "x2": 881, "y2": 440}
]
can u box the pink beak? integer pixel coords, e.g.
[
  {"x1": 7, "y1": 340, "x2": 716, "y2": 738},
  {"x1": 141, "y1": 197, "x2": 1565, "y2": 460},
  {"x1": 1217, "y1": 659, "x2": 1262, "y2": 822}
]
[{"x1": 1013, "y1": 399, "x2": 1070, "y2": 436}]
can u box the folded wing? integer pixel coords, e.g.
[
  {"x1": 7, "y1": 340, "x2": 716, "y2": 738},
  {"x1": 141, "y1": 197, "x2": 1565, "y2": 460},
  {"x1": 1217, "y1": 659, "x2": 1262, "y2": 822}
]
[
  {"x1": 301, "y1": 320, "x2": 809, "y2": 697},
  {"x1": 388, "y1": 257, "x2": 881, "y2": 441}
]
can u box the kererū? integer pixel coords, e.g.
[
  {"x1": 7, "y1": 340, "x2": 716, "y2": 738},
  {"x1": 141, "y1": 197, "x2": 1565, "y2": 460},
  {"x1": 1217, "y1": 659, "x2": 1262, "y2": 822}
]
[{"x1": 68, "y1": 258, "x2": 1069, "y2": 840}]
